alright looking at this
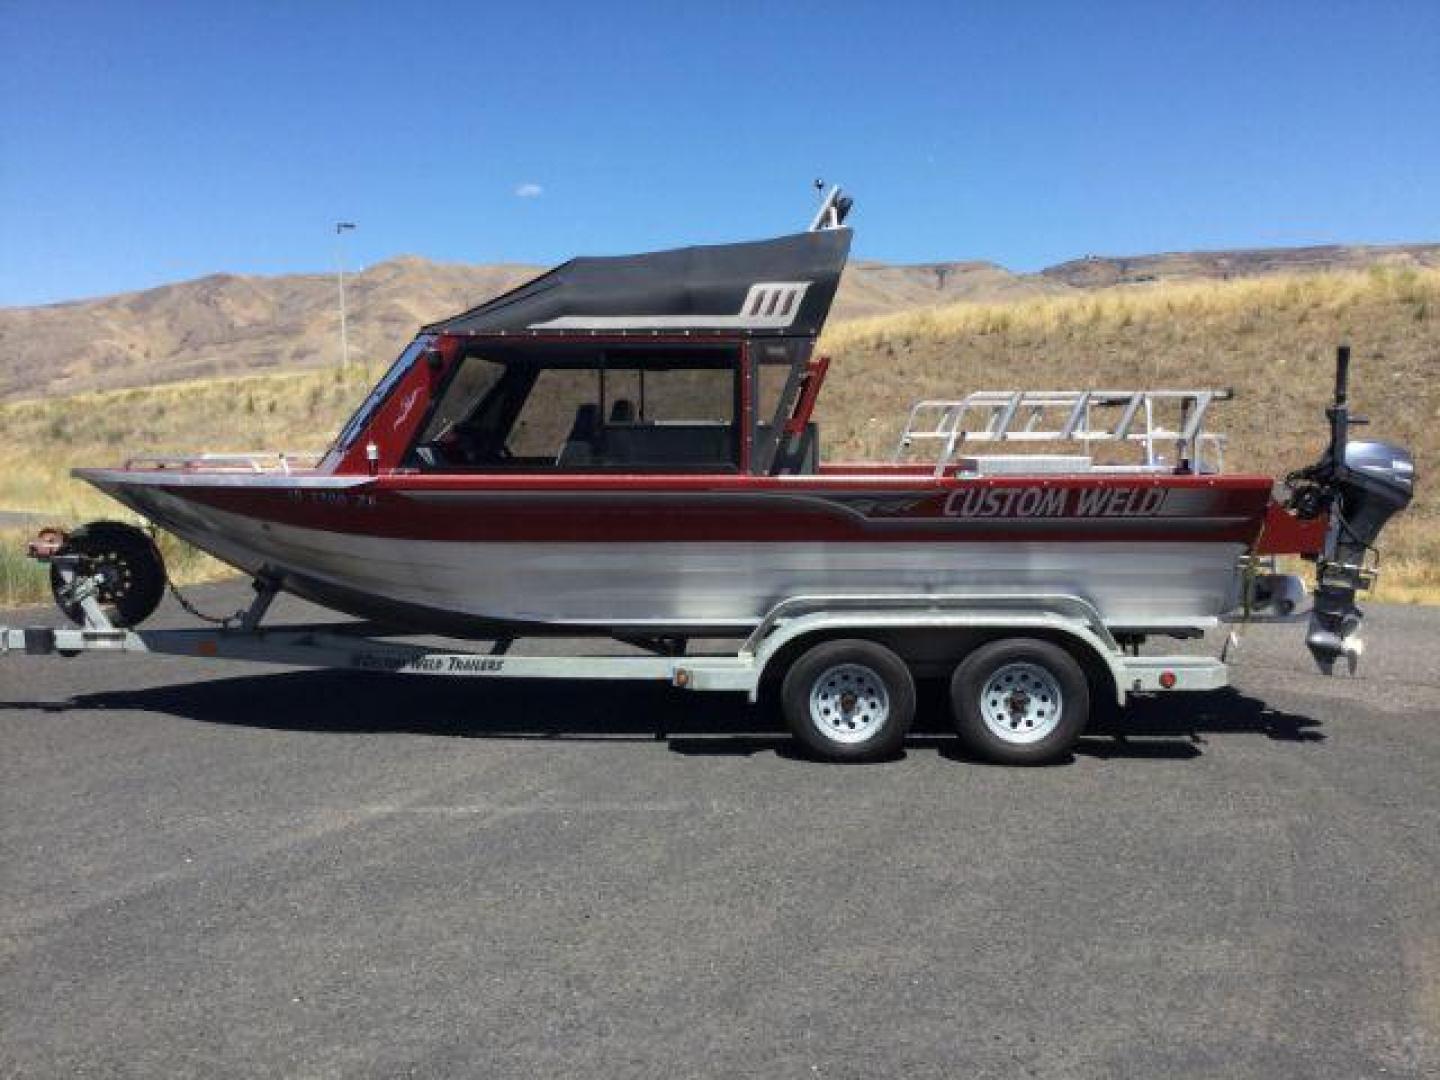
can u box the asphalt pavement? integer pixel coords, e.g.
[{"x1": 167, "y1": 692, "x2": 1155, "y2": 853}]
[{"x1": 2, "y1": 583, "x2": 1437, "y2": 1078}]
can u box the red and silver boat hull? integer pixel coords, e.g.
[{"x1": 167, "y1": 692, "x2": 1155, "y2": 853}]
[{"x1": 77, "y1": 468, "x2": 1274, "y2": 637}]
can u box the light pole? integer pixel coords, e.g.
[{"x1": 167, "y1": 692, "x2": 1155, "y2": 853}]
[{"x1": 335, "y1": 221, "x2": 356, "y2": 368}]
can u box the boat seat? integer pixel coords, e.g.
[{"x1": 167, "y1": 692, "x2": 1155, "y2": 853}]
[
  {"x1": 609, "y1": 398, "x2": 636, "y2": 423},
  {"x1": 599, "y1": 423, "x2": 734, "y2": 466},
  {"x1": 557, "y1": 403, "x2": 601, "y2": 465}
]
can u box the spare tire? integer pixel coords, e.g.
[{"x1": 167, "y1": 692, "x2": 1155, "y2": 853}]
[{"x1": 51, "y1": 521, "x2": 166, "y2": 628}]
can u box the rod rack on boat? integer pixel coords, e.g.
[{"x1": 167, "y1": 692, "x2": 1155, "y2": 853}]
[
  {"x1": 123, "y1": 452, "x2": 322, "y2": 474},
  {"x1": 893, "y1": 389, "x2": 1232, "y2": 478}
]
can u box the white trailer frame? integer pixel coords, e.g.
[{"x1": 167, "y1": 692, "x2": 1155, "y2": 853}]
[{"x1": 1, "y1": 580, "x2": 1230, "y2": 704}]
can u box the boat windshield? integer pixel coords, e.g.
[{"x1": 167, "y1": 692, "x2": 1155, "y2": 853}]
[{"x1": 330, "y1": 339, "x2": 428, "y2": 453}]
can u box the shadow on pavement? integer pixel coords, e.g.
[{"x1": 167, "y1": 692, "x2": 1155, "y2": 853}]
[{"x1": 2, "y1": 669, "x2": 1322, "y2": 763}]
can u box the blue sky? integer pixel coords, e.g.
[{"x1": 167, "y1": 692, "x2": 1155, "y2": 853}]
[{"x1": 2, "y1": 0, "x2": 1437, "y2": 306}]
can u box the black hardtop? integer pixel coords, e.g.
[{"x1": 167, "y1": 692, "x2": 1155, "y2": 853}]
[{"x1": 424, "y1": 228, "x2": 851, "y2": 339}]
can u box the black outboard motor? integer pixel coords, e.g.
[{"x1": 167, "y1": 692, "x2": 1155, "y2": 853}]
[{"x1": 1286, "y1": 347, "x2": 1416, "y2": 674}]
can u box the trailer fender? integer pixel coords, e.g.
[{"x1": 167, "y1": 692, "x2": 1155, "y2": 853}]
[{"x1": 745, "y1": 610, "x2": 1129, "y2": 707}]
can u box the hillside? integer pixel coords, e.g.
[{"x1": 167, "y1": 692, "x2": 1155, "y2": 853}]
[
  {"x1": 4, "y1": 241, "x2": 1435, "y2": 402},
  {"x1": 0, "y1": 257, "x2": 1063, "y2": 402},
  {"x1": 0, "y1": 259, "x2": 541, "y2": 402},
  {"x1": 1043, "y1": 242, "x2": 1440, "y2": 289},
  {"x1": 1, "y1": 265, "x2": 1436, "y2": 606}
]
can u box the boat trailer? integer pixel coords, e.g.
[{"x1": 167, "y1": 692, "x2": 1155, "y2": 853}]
[
  {"x1": 1, "y1": 580, "x2": 1236, "y2": 697},
  {"x1": 4, "y1": 552, "x2": 1297, "y2": 763}
]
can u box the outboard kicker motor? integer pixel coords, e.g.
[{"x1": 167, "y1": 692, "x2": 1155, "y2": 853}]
[{"x1": 1286, "y1": 346, "x2": 1415, "y2": 674}]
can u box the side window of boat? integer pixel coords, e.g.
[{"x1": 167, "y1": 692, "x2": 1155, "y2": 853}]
[
  {"x1": 594, "y1": 360, "x2": 739, "y2": 470},
  {"x1": 509, "y1": 368, "x2": 602, "y2": 460},
  {"x1": 418, "y1": 355, "x2": 506, "y2": 443},
  {"x1": 413, "y1": 349, "x2": 741, "y2": 471},
  {"x1": 755, "y1": 360, "x2": 796, "y2": 429},
  {"x1": 641, "y1": 367, "x2": 735, "y2": 426},
  {"x1": 501, "y1": 357, "x2": 739, "y2": 471}
]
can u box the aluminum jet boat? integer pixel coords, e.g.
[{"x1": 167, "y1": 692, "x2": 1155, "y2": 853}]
[{"x1": 57, "y1": 189, "x2": 1414, "y2": 672}]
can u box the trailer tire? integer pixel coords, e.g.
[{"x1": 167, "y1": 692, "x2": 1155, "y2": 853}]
[
  {"x1": 781, "y1": 639, "x2": 915, "y2": 762},
  {"x1": 950, "y1": 638, "x2": 1088, "y2": 765}
]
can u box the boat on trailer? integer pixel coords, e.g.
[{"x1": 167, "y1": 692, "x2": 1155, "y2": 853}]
[{"x1": 3, "y1": 189, "x2": 1416, "y2": 763}]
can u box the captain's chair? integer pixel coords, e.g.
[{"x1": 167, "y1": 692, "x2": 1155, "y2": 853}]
[{"x1": 558, "y1": 402, "x2": 601, "y2": 465}]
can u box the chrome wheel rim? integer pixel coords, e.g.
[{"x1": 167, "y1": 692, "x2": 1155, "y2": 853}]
[
  {"x1": 809, "y1": 663, "x2": 890, "y2": 744},
  {"x1": 979, "y1": 662, "x2": 1063, "y2": 744}
]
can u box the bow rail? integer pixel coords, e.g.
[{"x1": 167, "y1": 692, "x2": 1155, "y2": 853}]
[{"x1": 122, "y1": 451, "x2": 324, "y2": 474}]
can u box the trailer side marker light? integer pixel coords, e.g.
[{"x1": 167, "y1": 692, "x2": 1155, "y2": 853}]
[
  {"x1": 197, "y1": 640, "x2": 218, "y2": 657},
  {"x1": 1159, "y1": 670, "x2": 1177, "y2": 689}
]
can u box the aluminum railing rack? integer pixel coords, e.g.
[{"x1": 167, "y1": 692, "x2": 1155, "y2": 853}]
[{"x1": 894, "y1": 388, "x2": 1232, "y2": 478}]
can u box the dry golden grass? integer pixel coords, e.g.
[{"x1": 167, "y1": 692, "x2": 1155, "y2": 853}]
[
  {"x1": 0, "y1": 266, "x2": 1434, "y2": 606},
  {"x1": 819, "y1": 266, "x2": 1437, "y2": 455},
  {"x1": 0, "y1": 528, "x2": 47, "y2": 609}
]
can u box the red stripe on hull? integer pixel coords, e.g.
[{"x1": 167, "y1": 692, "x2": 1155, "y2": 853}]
[{"x1": 136, "y1": 476, "x2": 1272, "y2": 546}]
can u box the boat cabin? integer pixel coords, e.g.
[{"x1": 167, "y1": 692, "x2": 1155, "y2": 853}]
[
  {"x1": 409, "y1": 342, "x2": 767, "y2": 472},
  {"x1": 325, "y1": 192, "x2": 854, "y2": 478}
]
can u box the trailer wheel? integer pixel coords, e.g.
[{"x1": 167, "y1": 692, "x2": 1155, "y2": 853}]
[
  {"x1": 51, "y1": 521, "x2": 166, "y2": 629},
  {"x1": 950, "y1": 638, "x2": 1089, "y2": 765},
  {"x1": 781, "y1": 639, "x2": 915, "y2": 761}
]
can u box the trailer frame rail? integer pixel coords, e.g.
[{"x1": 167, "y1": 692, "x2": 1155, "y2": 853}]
[{"x1": 1, "y1": 589, "x2": 1231, "y2": 704}]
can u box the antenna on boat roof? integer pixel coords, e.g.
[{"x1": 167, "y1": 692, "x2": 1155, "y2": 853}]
[{"x1": 808, "y1": 182, "x2": 853, "y2": 232}]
